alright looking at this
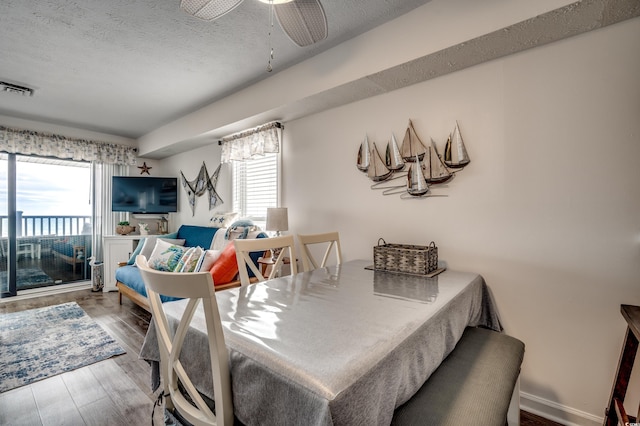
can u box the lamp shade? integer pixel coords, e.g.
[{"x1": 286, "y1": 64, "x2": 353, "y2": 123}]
[{"x1": 266, "y1": 207, "x2": 288, "y2": 232}]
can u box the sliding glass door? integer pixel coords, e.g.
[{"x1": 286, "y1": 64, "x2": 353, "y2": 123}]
[{"x1": 0, "y1": 154, "x2": 92, "y2": 297}]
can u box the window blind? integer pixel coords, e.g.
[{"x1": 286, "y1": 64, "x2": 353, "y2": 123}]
[{"x1": 232, "y1": 153, "x2": 278, "y2": 222}]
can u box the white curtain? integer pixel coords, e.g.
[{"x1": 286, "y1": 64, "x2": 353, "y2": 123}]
[
  {"x1": 0, "y1": 125, "x2": 137, "y2": 265},
  {"x1": 0, "y1": 126, "x2": 137, "y2": 165},
  {"x1": 220, "y1": 122, "x2": 281, "y2": 163},
  {"x1": 91, "y1": 163, "x2": 128, "y2": 263}
]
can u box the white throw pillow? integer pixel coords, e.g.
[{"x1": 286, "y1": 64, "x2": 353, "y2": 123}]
[
  {"x1": 209, "y1": 212, "x2": 239, "y2": 228},
  {"x1": 197, "y1": 249, "x2": 222, "y2": 272},
  {"x1": 140, "y1": 237, "x2": 186, "y2": 261},
  {"x1": 148, "y1": 239, "x2": 188, "y2": 272}
]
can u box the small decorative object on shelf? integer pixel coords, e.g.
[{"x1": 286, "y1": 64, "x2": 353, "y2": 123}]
[
  {"x1": 372, "y1": 238, "x2": 443, "y2": 277},
  {"x1": 115, "y1": 221, "x2": 135, "y2": 235},
  {"x1": 139, "y1": 222, "x2": 150, "y2": 236},
  {"x1": 157, "y1": 217, "x2": 168, "y2": 234}
]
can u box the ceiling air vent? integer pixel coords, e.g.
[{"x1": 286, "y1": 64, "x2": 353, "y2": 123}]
[{"x1": 0, "y1": 81, "x2": 34, "y2": 96}]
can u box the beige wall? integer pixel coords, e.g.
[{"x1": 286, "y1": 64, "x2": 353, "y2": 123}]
[
  {"x1": 156, "y1": 143, "x2": 232, "y2": 232},
  {"x1": 279, "y1": 17, "x2": 640, "y2": 425}
]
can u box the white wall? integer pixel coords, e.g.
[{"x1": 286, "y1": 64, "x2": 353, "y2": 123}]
[
  {"x1": 156, "y1": 143, "x2": 231, "y2": 232},
  {"x1": 279, "y1": 17, "x2": 640, "y2": 424}
]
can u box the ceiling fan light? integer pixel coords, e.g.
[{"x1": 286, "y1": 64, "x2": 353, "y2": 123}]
[{"x1": 180, "y1": 0, "x2": 245, "y2": 21}]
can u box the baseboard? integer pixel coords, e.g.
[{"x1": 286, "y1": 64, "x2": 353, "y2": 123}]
[
  {"x1": 0, "y1": 281, "x2": 91, "y2": 303},
  {"x1": 520, "y1": 392, "x2": 603, "y2": 426}
]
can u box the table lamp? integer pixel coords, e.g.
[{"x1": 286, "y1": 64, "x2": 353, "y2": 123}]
[{"x1": 266, "y1": 207, "x2": 288, "y2": 261}]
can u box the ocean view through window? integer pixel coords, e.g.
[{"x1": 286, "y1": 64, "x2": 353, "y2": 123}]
[
  {"x1": 0, "y1": 156, "x2": 91, "y2": 235},
  {"x1": 0, "y1": 155, "x2": 92, "y2": 296}
]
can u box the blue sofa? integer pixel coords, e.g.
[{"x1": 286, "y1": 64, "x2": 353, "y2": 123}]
[{"x1": 116, "y1": 224, "x2": 266, "y2": 311}]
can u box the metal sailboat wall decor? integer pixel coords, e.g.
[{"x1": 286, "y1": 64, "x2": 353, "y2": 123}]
[
  {"x1": 401, "y1": 120, "x2": 427, "y2": 162},
  {"x1": 356, "y1": 119, "x2": 470, "y2": 199},
  {"x1": 444, "y1": 121, "x2": 470, "y2": 169},
  {"x1": 424, "y1": 138, "x2": 453, "y2": 184},
  {"x1": 407, "y1": 154, "x2": 429, "y2": 196},
  {"x1": 367, "y1": 142, "x2": 394, "y2": 182},
  {"x1": 357, "y1": 136, "x2": 370, "y2": 172},
  {"x1": 385, "y1": 133, "x2": 405, "y2": 171}
]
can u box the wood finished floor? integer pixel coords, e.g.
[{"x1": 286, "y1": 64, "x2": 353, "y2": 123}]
[{"x1": 0, "y1": 289, "x2": 562, "y2": 426}]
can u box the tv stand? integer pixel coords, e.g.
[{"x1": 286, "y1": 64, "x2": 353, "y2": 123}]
[{"x1": 103, "y1": 234, "x2": 141, "y2": 292}]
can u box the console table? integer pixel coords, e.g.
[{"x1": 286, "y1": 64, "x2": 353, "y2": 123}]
[{"x1": 604, "y1": 304, "x2": 640, "y2": 425}]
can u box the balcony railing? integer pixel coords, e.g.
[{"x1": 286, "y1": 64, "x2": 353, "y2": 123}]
[{"x1": 0, "y1": 212, "x2": 92, "y2": 237}]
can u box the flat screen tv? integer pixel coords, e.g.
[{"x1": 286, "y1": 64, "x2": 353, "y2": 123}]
[{"x1": 112, "y1": 176, "x2": 178, "y2": 214}]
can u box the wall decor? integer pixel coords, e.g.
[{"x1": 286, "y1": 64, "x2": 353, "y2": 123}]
[
  {"x1": 180, "y1": 162, "x2": 223, "y2": 216},
  {"x1": 357, "y1": 120, "x2": 470, "y2": 199},
  {"x1": 138, "y1": 161, "x2": 152, "y2": 175}
]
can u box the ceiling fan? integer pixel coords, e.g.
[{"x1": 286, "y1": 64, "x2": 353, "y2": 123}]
[{"x1": 180, "y1": 0, "x2": 328, "y2": 47}]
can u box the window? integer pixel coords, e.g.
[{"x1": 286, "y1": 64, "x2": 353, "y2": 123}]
[
  {"x1": 0, "y1": 154, "x2": 93, "y2": 296},
  {"x1": 232, "y1": 152, "x2": 279, "y2": 224}
]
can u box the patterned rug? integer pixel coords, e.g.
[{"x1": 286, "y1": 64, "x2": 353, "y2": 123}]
[
  {"x1": 0, "y1": 302, "x2": 125, "y2": 393},
  {"x1": 0, "y1": 267, "x2": 54, "y2": 290}
]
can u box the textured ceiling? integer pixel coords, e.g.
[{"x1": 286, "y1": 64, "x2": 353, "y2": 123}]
[
  {"x1": 2, "y1": 0, "x2": 639, "y2": 153},
  {"x1": 0, "y1": 0, "x2": 431, "y2": 138},
  {"x1": 134, "y1": 0, "x2": 640, "y2": 158}
]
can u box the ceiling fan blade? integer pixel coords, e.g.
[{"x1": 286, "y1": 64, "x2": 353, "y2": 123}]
[
  {"x1": 180, "y1": 0, "x2": 245, "y2": 21},
  {"x1": 275, "y1": 0, "x2": 327, "y2": 47}
]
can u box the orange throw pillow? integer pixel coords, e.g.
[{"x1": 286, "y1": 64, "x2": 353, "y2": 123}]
[{"x1": 210, "y1": 242, "x2": 238, "y2": 286}]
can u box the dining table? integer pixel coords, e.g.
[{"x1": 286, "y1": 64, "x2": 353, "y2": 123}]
[{"x1": 139, "y1": 259, "x2": 502, "y2": 426}]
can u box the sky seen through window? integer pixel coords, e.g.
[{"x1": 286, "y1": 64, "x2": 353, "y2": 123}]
[{"x1": 0, "y1": 157, "x2": 91, "y2": 217}]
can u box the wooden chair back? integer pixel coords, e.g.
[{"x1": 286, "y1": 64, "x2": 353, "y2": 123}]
[
  {"x1": 136, "y1": 255, "x2": 233, "y2": 426},
  {"x1": 298, "y1": 231, "x2": 342, "y2": 272},
  {"x1": 234, "y1": 235, "x2": 297, "y2": 285}
]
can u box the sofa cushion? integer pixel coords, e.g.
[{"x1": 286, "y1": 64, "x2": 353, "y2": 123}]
[
  {"x1": 139, "y1": 237, "x2": 185, "y2": 262},
  {"x1": 211, "y1": 242, "x2": 238, "y2": 285},
  {"x1": 210, "y1": 232, "x2": 269, "y2": 284},
  {"x1": 148, "y1": 239, "x2": 188, "y2": 272},
  {"x1": 209, "y1": 212, "x2": 239, "y2": 228},
  {"x1": 198, "y1": 249, "x2": 222, "y2": 272},
  {"x1": 116, "y1": 265, "x2": 181, "y2": 303},
  {"x1": 176, "y1": 246, "x2": 205, "y2": 273},
  {"x1": 177, "y1": 225, "x2": 220, "y2": 249},
  {"x1": 126, "y1": 232, "x2": 180, "y2": 265}
]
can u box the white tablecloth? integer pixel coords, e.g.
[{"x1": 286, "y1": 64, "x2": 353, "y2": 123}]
[{"x1": 140, "y1": 259, "x2": 501, "y2": 425}]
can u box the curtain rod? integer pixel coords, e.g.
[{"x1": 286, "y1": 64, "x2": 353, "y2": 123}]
[{"x1": 218, "y1": 121, "x2": 282, "y2": 145}]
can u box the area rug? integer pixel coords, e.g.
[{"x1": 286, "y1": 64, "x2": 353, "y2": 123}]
[
  {"x1": 0, "y1": 267, "x2": 54, "y2": 290},
  {"x1": 0, "y1": 302, "x2": 125, "y2": 393}
]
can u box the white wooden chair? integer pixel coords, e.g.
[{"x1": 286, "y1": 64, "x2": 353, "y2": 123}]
[
  {"x1": 234, "y1": 235, "x2": 297, "y2": 286},
  {"x1": 298, "y1": 231, "x2": 343, "y2": 272},
  {"x1": 0, "y1": 238, "x2": 36, "y2": 259},
  {"x1": 135, "y1": 255, "x2": 233, "y2": 426}
]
